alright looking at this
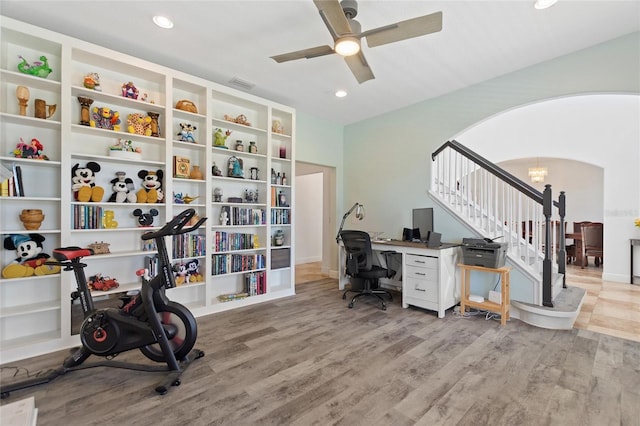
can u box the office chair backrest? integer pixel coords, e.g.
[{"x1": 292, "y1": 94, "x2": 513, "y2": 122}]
[{"x1": 340, "y1": 230, "x2": 373, "y2": 275}]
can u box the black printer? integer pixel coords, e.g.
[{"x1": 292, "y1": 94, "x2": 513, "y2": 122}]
[{"x1": 461, "y1": 238, "x2": 508, "y2": 268}]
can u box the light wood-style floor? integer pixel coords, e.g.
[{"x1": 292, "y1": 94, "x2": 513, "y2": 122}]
[
  {"x1": 0, "y1": 262, "x2": 638, "y2": 425},
  {"x1": 298, "y1": 262, "x2": 640, "y2": 343}
]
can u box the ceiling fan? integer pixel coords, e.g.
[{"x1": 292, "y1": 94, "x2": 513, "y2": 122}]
[{"x1": 270, "y1": 0, "x2": 443, "y2": 84}]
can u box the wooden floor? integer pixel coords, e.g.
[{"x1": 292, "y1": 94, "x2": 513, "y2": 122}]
[{"x1": 1, "y1": 262, "x2": 639, "y2": 425}]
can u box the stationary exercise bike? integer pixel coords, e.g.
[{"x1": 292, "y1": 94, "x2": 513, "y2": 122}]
[{"x1": 1, "y1": 208, "x2": 206, "y2": 399}]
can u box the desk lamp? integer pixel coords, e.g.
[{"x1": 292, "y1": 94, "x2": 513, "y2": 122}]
[{"x1": 336, "y1": 202, "x2": 365, "y2": 243}]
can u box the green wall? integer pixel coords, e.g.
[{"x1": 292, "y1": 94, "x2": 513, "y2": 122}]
[{"x1": 294, "y1": 31, "x2": 639, "y2": 277}]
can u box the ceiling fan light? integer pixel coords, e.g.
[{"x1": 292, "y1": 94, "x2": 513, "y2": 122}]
[
  {"x1": 534, "y1": 0, "x2": 558, "y2": 10},
  {"x1": 152, "y1": 15, "x2": 174, "y2": 29},
  {"x1": 334, "y1": 37, "x2": 360, "y2": 56}
]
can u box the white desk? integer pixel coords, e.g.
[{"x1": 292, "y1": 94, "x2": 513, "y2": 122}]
[{"x1": 338, "y1": 240, "x2": 461, "y2": 318}]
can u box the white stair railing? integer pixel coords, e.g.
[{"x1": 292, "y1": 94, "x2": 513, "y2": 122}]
[{"x1": 431, "y1": 141, "x2": 566, "y2": 307}]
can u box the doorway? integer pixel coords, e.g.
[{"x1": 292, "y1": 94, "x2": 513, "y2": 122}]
[{"x1": 295, "y1": 162, "x2": 336, "y2": 284}]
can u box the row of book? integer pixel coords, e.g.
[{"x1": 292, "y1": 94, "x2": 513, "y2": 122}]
[
  {"x1": 0, "y1": 163, "x2": 25, "y2": 197},
  {"x1": 72, "y1": 205, "x2": 109, "y2": 229},
  {"x1": 222, "y1": 206, "x2": 266, "y2": 226},
  {"x1": 245, "y1": 271, "x2": 267, "y2": 296},
  {"x1": 211, "y1": 253, "x2": 265, "y2": 275},
  {"x1": 213, "y1": 231, "x2": 258, "y2": 252},
  {"x1": 271, "y1": 209, "x2": 291, "y2": 225},
  {"x1": 172, "y1": 233, "x2": 206, "y2": 259}
]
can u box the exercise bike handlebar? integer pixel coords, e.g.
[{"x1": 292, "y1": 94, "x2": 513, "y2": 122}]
[{"x1": 141, "y1": 208, "x2": 207, "y2": 241}]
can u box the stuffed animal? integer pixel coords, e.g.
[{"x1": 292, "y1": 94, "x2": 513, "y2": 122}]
[
  {"x1": 136, "y1": 169, "x2": 164, "y2": 203},
  {"x1": 72, "y1": 162, "x2": 104, "y2": 202},
  {"x1": 127, "y1": 113, "x2": 152, "y2": 136},
  {"x1": 185, "y1": 259, "x2": 203, "y2": 283},
  {"x1": 174, "y1": 262, "x2": 188, "y2": 285},
  {"x1": 133, "y1": 208, "x2": 159, "y2": 227},
  {"x1": 2, "y1": 234, "x2": 61, "y2": 278},
  {"x1": 108, "y1": 171, "x2": 137, "y2": 203},
  {"x1": 177, "y1": 122, "x2": 197, "y2": 143},
  {"x1": 90, "y1": 106, "x2": 121, "y2": 131}
]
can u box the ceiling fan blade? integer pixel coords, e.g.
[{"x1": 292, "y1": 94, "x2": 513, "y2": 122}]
[
  {"x1": 344, "y1": 51, "x2": 375, "y2": 84},
  {"x1": 270, "y1": 45, "x2": 335, "y2": 63},
  {"x1": 314, "y1": 0, "x2": 353, "y2": 39},
  {"x1": 364, "y1": 11, "x2": 443, "y2": 48}
]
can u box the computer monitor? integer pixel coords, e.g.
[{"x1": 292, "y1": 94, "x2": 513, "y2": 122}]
[{"x1": 412, "y1": 208, "x2": 434, "y2": 242}]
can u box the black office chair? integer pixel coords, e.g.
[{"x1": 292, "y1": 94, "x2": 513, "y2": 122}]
[{"x1": 340, "y1": 230, "x2": 395, "y2": 310}]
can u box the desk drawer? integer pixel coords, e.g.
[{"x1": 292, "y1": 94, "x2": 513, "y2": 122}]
[
  {"x1": 406, "y1": 254, "x2": 437, "y2": 270},
  {"x1": 405, "y1": 277, "x2": 438, "y2": 302},
  {"x1": 406, "y1": 265, "x2": 438, "y2": 282}
]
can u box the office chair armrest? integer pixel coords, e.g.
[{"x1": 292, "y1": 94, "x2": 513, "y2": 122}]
[{"x1": 346, "y1": 253, "x2": 359, "y2": 276}]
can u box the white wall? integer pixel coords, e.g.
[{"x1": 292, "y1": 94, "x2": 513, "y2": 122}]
[
  {"x1": 295, "y1": 173, "x2": 323, "y2": 264},
  {"x1": 496, "y1": 158, "x2": 604, "y2": 228},
  {"x1": 459, "y1": 94, "x2": 639, "y2": 282}
]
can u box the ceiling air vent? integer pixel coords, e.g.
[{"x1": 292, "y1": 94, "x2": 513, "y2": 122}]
[{"x1": 229, "y1": 77, "x2": 255, "y2": 91}]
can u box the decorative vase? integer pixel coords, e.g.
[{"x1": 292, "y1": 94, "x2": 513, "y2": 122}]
[
  {"x1": 16, "y1": 86, "x2": 29, "y2": 116},
  {"x1": 77, "y1": 96, "x2": 94, "y2": 126},
  {"x1": 190, "y1": 165, "x2": 203, "y2": 180},
  {"x1": 20, "y1": 209, "x2": 45, "y2": 230}
]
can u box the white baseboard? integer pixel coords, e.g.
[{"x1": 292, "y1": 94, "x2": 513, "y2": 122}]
[{"x1": 295, "y1": 256, "x2": 322, "y2": 264}]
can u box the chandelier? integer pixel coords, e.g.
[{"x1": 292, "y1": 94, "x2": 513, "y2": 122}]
[{"x1": 528, "y1": 165, "x2": 548, "y2": 183}]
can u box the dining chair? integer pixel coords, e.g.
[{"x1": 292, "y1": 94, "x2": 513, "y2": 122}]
[{"x1": 580, "y1": 222, "x2": 603, "y2": 268}]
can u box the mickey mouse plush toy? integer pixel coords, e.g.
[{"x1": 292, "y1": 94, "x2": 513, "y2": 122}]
[
  {"x1": 136, "y1": 169, "x2": 164, "y2": 204},
  {"x1": 72, "y1": 162, "x2": 104, "y2": 202},
  {"x1": 108, "y1": 171, "x2": 137, "y2": 203},
  {"x1": 2, "y1": 234, "x2": 61, "y2": 278}
]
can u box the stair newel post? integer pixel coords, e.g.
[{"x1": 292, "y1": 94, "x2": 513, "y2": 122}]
[
  {"x1": 558, "y1": 191, "x2": 567, "y2": 287},
  {"x1": 542, "y1": 184, "x2": 553, "y2": 307}
]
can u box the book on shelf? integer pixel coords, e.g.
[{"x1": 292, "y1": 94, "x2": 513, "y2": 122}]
[
  {"x1": 173, "y1": 156, "x2": 191, "y2": 178},
  {"x1": 13, "y1": 163, "x2": 24, "y2": 197},
  {"x1": 0, "y1": 163, "x2": 24, "y2": 197}
]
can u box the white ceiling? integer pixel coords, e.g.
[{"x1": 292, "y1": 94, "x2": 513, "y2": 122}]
[{"x1": 2, "y1": 1, "x2": 639, "y2": 125}]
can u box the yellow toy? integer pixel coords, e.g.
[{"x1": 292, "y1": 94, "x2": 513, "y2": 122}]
[
  {"x1": 127, "y1": 113, "x2": 153, "y2": 136},
  {"x1": 90, "y1": 106, "x2": 121, "y2": 131}
]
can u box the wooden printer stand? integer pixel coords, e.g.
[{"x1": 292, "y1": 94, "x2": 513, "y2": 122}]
[{"x1": 458, "y1": 264, "x2": 511, "y2": 326}]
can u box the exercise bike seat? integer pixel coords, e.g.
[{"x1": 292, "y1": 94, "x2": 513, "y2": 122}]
[{"x1": 52, "y1": 246, "x2": 94, "y2": 261}]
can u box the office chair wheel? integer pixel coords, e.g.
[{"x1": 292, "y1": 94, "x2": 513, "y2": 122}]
[
  {"x1": 381, "y1": 303, "x2": 387, "y2": 311},
  {"x1": 342, "y1": 294, "x2": 346, "y2": 300},
  {"x1": 348, "y1": 302, "x2": 354, "y2": 308}
]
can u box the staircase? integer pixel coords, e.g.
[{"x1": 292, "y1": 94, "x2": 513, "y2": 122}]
[{"x1": 431, "y1": 140, "x2": 585, "y2": 329}]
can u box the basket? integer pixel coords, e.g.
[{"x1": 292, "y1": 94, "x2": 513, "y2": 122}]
[{"x1": 175, "y1": 99, "x2": 198, "y2": 114}]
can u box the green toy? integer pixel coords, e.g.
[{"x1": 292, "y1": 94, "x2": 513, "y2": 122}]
[
  {"x1": 213, "y1": 128, "x2": 231, "y2": 149},
  {"x1": 17, "y1": 55, "x2": 52, "y2": 78}
]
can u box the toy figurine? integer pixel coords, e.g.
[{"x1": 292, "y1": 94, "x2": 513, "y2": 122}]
[
  {"x1": 213, "y1": 128, "x2": 231, "y2": 148},
  {"x1": 83, "y1": 72, "x2": 101, "y2": 91},
  {"x1": 17, "y1": 55, "x2": 52, "y2": 78},
  {"x1": 13, "y1": 137, "x2": 48, "y2": 160},
  {"x1": 122, "y1": 81, "x2": 139, "y2": 99}
]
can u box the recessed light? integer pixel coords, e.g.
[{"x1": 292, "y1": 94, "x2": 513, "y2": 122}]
[
  {"x1": 534, "y1": 0, "x2": 558, "y2": 10},
  {"x1": 153, "y1": 15, "x2": 174, "y2": 29},
  {"x1": 335, "y1": 90, "x2": 347, "y2": 98}
]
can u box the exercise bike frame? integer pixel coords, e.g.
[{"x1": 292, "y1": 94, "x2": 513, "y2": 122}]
[{"x1": 1, "y1": 209, "x2": 207, "y2": 398}]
